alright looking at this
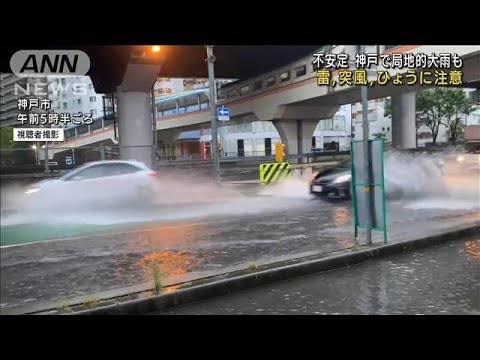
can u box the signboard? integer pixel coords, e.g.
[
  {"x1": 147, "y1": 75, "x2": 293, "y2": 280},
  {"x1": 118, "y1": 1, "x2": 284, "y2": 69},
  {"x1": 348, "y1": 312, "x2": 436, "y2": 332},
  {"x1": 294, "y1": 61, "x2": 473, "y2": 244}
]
[
  {"x1": 217, "y1": 106, "x2": 230, "y2": 121},
  {"x1": 350, "y1": 138, "x2": 387, "y2": 243},
  {"x1": 13, "y1": 128, "x2": 64, "y2": 142}
]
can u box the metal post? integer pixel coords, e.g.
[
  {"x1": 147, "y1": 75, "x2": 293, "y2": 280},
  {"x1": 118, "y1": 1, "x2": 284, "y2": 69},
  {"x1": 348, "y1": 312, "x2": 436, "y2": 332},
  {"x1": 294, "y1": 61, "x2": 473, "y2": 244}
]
[
  {"x1": 34, "y1": 146, "x2": 38, "y2": 165},
  {"x1": 360, "y1": 44, "x2": 372, "y2": 245},
  {"x1": 44, "y1": 141, "x2": 49, "y2": 173},
  {"x1": 44, "y1": 79, "x2": 50, "y2": 173},
  {"x1": 206, "y1": 45, "x2": 220, "y2": 182},
  {"x1": 151, "y1": 89, "x2": 158, "y2": 168}
]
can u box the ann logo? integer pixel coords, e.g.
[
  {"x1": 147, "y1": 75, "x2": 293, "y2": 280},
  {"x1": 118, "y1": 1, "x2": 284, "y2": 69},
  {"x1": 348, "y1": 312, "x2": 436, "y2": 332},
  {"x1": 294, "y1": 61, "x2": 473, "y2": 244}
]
[
  {"x1": 10, "y1": 50, "x2": 90, "y2": 77},
  {"x1": 20, "y1": 54, "x2": 79, "y2": 74}
]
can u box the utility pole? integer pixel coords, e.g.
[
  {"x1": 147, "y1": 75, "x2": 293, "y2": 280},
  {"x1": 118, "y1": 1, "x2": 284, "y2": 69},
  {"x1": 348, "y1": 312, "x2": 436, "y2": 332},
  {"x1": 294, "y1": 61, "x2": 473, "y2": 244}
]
[
  {"x1": 360, "y1": 44, "x2": 372, "y2": 245},
  {"x1": 151, "y1": 89, "x2": 158, "y2": 168},
  {"x1": 206, "y1": 45, "x2": 220, "y2": 182}
]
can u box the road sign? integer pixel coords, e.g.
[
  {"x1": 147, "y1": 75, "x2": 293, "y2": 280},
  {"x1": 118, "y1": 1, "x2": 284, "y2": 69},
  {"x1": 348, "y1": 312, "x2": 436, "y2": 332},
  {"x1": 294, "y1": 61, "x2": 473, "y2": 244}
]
[
  {"x1": 351, "y1": 138, "x2": 387, "y2": 244},
  {"x1": 217, "y1": 106, "x2": 230, "y2": 121}
]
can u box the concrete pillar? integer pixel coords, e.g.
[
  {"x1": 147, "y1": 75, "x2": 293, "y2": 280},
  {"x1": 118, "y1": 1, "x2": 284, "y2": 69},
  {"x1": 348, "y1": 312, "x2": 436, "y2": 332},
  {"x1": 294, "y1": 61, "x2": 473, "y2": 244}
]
[
  {"x1": 117, "y1": 91, "x2": 153, "y2": 168},
  {"x1": 273, "y1": 119, "x2": 318, "y2": 159},
  {"x1": 391, "y1": 91, "x2": 417, "y2": 149}
]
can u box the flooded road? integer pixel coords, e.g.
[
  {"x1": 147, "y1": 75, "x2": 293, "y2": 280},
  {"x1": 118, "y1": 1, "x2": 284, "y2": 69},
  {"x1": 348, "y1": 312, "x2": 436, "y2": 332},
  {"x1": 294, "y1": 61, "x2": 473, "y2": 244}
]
[
  {"x1": 156, "y1": 238, "x2": 480, "y2": 315},
  {"x1": 1, "y1": 151, "x2": 478, "y2": 312}
]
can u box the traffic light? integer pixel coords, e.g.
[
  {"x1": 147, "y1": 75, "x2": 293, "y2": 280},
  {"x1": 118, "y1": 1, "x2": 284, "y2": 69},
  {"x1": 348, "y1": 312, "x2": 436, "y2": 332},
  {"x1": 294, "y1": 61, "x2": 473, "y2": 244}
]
[{"x1": 275, "y1": 142, "x2": 286, "y2": 163}]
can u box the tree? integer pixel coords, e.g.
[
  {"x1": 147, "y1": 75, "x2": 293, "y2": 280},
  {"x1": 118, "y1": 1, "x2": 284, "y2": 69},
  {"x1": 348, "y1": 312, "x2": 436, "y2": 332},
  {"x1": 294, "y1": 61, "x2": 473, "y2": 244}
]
[
  {"x1": 0, "y1": 126, "x2": 14, "y2": 149},
  {"x1": 416, "y1": 89, "x2": 446, "y2": 145},
  {"x1": 446, "y1": 122, "x2": 465, "y2": 145},
  {"x1": 384, "y1": 89, "x2": 476, "y2": 146},
  {"x1": 0, "y1": 127, "x2": 35, "y2": 165},
  {"x1": 0, "y1": 127, "x2": 32, "y2": 149},
  {"x1": 442, "y1": 88, "x2": 476, "y2": 145}
]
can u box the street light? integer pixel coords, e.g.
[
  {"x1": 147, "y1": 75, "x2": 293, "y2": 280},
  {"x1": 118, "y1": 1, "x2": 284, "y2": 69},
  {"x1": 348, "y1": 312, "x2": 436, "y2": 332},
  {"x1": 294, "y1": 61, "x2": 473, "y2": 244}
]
[{"x1": 151, "y1": 45, "x2": 161, "y2": 53}]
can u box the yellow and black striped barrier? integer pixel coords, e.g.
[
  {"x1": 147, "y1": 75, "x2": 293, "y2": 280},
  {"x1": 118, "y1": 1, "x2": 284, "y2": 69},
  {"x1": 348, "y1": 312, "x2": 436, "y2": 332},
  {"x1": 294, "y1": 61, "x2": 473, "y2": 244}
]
[{"x1": 259, "y1": 162, "x2": 293, "y2": 185}]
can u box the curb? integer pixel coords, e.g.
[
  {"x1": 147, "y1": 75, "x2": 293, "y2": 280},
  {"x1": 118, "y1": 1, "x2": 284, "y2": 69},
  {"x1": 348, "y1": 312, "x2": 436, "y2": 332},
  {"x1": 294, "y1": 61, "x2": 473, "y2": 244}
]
[{"x1": 69, "y1": 224, "x2": 479, "y2": 315}]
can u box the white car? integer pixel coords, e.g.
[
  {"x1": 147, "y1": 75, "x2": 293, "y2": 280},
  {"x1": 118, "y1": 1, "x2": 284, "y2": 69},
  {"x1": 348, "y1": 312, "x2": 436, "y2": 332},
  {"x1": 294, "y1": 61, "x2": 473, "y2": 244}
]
[{"x1": 23, "y1": 160, "x2": 160, "y2": 210}]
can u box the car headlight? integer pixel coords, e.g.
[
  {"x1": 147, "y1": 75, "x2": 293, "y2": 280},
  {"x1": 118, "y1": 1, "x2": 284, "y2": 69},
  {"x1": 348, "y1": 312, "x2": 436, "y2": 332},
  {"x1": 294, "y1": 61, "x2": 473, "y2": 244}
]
[
  {"x1": 25, "y1": 187, "x2": 39, "y2": 195},
  {"x1": 333, "y1": 174, "x2": 351, "y2": 184}
]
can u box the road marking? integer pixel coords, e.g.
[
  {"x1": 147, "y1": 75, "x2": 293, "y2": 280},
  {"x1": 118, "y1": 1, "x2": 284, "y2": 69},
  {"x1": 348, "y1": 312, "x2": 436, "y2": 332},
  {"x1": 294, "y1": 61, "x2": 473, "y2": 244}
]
[
  {"x1": 0, "y1": 207, "x2": 269, "y2": 249},
  {"x1": 0, "y1": 221, "x2": 208, "y2": 249}
]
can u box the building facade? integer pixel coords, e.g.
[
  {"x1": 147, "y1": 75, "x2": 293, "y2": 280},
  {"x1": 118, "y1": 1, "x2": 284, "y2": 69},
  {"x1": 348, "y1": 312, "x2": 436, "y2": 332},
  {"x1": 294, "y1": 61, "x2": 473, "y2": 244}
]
[{"x1": 48, "y1": 76, "x2": 105, "y2": 125}]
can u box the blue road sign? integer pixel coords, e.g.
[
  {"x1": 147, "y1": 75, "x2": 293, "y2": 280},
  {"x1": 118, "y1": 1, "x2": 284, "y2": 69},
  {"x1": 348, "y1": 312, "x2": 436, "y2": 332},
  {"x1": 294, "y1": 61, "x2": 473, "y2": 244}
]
[{"x1": 217, "y1": 106, "x2": 230, "y2": 121}]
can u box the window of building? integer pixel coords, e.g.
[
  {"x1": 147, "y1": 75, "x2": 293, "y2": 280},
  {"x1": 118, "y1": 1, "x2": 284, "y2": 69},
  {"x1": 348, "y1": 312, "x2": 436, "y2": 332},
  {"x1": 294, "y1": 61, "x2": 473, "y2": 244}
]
[
  {"x1": 165, "y1": 88, "x2": 172, "y2": 94},
  {"x1": 62, "y1": 102, "x2": 67, "y2": 109},
  {"x1": 253, "y1": 81, "x2": 262, "y2": 91},
  {"x1": 61, "y1": 78, "x2": 66, "y2": 85},
  {"x1": 88, "y1": 84, "x2": 93, "y2": 89},
  {"x1": 265, "y1": 76, "x2": 275, "y2": 87},
  {"x1": 382, "y1": 127, "x2": 385, "y2": 131},
  {"x1": 280, "y1": 71, "x2": 290, "y2": 82},
  {"x1": 295, "y1": 65, "x2": 307, "y2": 77},
  {"x1": 387, "y1": 127, "x2": 390, "y2": 131},
  {"x1": 90, "y1": 96, "x2": 96, "y2": 102},
  {"x1": 240, "y1": 85, "x2": 250, "y2": 95},
  {"x1": 77, "y1": 99, "x2": 81, "y2": 105}
]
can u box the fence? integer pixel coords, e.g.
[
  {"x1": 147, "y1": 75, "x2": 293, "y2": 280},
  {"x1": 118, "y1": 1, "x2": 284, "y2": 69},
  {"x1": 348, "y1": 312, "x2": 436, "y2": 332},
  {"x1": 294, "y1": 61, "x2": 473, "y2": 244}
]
[
  {"x1": 1, "y1": 145, "x2": 351, "y2": 175},
  {"x1": 0, "y1": 145, "x2": 121, "y2": 175}
]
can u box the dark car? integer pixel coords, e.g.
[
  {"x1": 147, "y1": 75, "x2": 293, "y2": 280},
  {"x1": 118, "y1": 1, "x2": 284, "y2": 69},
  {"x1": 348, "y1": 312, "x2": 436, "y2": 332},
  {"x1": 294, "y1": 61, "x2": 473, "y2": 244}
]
[{"x1": 310, "y1": 160, "x2": 352, "y2": 199}]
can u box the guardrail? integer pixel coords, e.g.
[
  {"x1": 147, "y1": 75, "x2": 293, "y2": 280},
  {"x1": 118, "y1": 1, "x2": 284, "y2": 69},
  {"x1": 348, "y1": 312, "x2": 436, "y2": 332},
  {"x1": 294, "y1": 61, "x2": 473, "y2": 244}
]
[
  {"x1": 1, "y1": 146, "x2": 351, "y2": 175},
  {"x1": 157, "y1": 150, "x2": 350, "y2": 166}
]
